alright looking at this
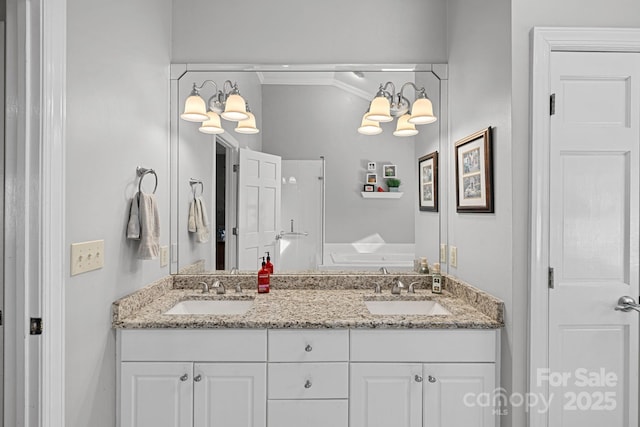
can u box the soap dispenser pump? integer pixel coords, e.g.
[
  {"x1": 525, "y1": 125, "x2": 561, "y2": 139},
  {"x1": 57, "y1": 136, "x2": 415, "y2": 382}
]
[
  {"x1": 258, "y1": 257, "x2": 270, "y2": 293},
  {"x1": 265, "y1": 252, "x2": 274, "y2": 274}
]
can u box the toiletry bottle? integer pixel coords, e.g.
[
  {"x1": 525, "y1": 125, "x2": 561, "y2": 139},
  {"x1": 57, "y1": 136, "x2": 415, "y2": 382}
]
[
  {"x1": 419, "y1": 257, "x2": 430, "y2": 274},
  {"x1": 265, "y1": 252, "x2": 274, "y2": 274},
  {"x1": 431, "y1": 262, "x2": 442, "y2": 294},
  {"x1": 258, "y1": 257, "x2": 270, "y2": 293}
]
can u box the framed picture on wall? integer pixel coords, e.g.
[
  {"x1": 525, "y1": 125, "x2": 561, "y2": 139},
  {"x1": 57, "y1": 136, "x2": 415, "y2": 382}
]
[
  {"x1": 363, "y1": 184, "x2": 375, "y2": 192},
  {"x1": 367, "y1": 162, "x2": 377, "y2": 171},
  {"x1": 455, "y1": 127, "x2": 493, "y2": 213},
  {"x1": 366, "y1": 173, "x2": 377, "y2": 184},
  {"x1": 383, "y1": 164, "x2": 397, "y2": 178},
  {"x1": 418, "y1": 151, "x2": 438, "y2": 212}
]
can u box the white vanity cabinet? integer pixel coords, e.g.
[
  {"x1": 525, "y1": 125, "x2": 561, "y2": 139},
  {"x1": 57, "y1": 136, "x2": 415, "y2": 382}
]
[
  {"x1": 349, "y1": 330, "x2": 499, "y2": 427},
  {"x1": 117, "y1": 328, "x2": 499, "y2": 427},
  {"x1": 117, "y1": 329, "x2": 267, "y2": 427}
]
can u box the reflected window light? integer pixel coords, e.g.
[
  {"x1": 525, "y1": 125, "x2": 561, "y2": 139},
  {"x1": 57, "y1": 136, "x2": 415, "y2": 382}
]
[{"x1": 288, "y1": 176, "x2": 297, "y2": 184}]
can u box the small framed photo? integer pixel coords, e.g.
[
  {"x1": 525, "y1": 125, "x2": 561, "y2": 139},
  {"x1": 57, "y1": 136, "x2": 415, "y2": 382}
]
[
  {"x1": 366, "y1": 173, "x2": 377, "y2": 184},
  {"x1": 367, "y1": 162, "x2": 377, "y2": 171},
  {"x1": 363, "y1": 184, "x2": 375, "y2": 192},
  {"x1": 383, "y1": 164, "x2": 397, "y2": 178},
  {"x1": 418, "y1": 151, "x2": 438, "y2": 212},
  {"x1": 455, "y1": 127, "x2": 493, "y2": 213}
]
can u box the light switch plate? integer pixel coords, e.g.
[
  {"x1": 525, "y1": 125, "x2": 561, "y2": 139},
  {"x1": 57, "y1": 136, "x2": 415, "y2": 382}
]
[
  {"x1": 160, "y1": 246, "x2": 169, "y2": 267},
  {"x1": 440, "y1": 244, "x2": 447, "y2": 264},
  {"x1": 450, "y1": 246, "x2": 458, "y2": 268},
  {"x1": 71, "y1": 240, "x2": 104, "y2": 276}
]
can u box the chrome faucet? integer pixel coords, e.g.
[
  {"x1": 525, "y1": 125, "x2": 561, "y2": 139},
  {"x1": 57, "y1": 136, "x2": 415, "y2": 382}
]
[
  {"x1": 407, "y1": 281, "x2": 421, "y2": 293},
  {"x1": 211, "y1": 280, "x2": 226, "y2": 294},
  {"x1": 373, "y1": 282, "x2": 382, "y2": 294},
  {"x1": 391, "y1": 279, "x2": 405, "y2": 295},
  {"x1": 199, "y1": 281, "x2": 210, "y2": 294},
  {"x1": 229, "y1": 268, "x2": 239, "y2": 275},
  {"x1": 379, "y1": 267, "x2": 390, "y2": 275}
]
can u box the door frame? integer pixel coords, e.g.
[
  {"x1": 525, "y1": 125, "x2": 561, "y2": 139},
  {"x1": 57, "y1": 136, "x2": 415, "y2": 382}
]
[
  {"x1": 529, "y1": 27, "x2": 640, "y2": 427},
  {"x1": 5, "y1": 0, "x2": 66, "y2": 426}
]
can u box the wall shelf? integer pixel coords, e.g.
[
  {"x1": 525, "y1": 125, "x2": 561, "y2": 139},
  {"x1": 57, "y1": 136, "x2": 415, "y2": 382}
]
[{"x1": 361, "y1": 192, "x2": 404, "y2": 199}]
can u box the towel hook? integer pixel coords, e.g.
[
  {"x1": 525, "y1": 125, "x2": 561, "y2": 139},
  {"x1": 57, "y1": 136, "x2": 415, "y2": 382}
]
[
  {"x1": 136, "y1": 166, "x2": 158, "y2": 194},
  {"x1": 189, "y1": 178, "x2": 204, "y2": 198}
]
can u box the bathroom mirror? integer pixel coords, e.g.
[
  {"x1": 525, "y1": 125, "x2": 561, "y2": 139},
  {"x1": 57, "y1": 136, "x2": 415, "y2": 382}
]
[{"x1": 170, "y1": 64, "x2": 447, "y2": 274}]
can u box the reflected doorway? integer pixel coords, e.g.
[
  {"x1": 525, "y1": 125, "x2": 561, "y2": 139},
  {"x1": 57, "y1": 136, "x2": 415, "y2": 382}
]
[{"x1": 215, "y1": 141, "x2": 226, "y2": 270}]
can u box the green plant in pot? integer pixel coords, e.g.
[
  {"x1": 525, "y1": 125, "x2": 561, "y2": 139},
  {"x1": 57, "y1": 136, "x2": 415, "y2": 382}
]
[{"x1": 386, "y1": 178, "x2": 401, "y2": 192}]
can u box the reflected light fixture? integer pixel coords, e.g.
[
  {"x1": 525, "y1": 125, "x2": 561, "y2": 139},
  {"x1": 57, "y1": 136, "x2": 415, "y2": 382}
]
[
  {"x1": 180, "y1": 80, "x2": 259, "y2": 135},
  {"x1": 358, "y1": 81, "x2": 437, "y2": 137}
]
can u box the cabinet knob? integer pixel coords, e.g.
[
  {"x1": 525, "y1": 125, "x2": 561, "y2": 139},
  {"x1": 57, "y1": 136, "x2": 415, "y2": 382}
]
[
  {"x1": 305, "y1": 344, "x2": 313, "y2": 352},
  {"x1": 194, "y1": 374, "x2": 202, "y2": 382},
  {"x1": 304, "y1": 380, "x2": 312, "y2": 388},
  {"x1": 414, "y1": 375, "x2": 423, "y2": 383},
  {"x1": 428, "y1": 375, "x2": 437, "y2": 383},
  {"x1": 180, "y1": 374, "x2": 189, "y2": 382}
]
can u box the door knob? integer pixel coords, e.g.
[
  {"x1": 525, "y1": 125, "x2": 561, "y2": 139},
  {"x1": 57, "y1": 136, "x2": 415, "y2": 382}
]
[{"x1": 615, "y1": 296, "x2": 640, "y2": 313}]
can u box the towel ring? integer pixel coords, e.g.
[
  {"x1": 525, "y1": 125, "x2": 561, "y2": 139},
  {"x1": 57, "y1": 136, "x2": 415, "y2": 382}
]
[
  {"x1": 190, "y1": 178, "x2": 204, "y2": 198},
  {"x1": 136, "y1": 166, "x2": 158, "y2": 194}
]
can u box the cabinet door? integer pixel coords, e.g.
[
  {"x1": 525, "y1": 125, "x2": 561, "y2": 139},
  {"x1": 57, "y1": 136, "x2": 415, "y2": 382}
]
[
  {"x1": 423, "y1": 363, "x2": 496, "y2": 427},
  {"x1": 120, "y1": 362, "x2": 193, "y2": 427},
  {"x1": 193, "y1": 363, "x2": 266, "y2": 427},
  {"x1": 350, "y1": 363, "x2": 422, "y2": 427}
]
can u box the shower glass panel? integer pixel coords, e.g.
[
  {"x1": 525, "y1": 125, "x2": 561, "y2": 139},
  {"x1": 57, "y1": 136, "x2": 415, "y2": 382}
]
[{"x1": 278, "y1": 160, "x2": 324, "y2": 271}]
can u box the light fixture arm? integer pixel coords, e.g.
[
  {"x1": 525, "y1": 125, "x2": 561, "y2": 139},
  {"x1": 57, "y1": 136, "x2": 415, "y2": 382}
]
[
  {"x1": 192, "y1": 80, "x2": 219, "y2": 94},
  {"x1": 399, "y1": 82, "x2": 429, "y2": 101}
]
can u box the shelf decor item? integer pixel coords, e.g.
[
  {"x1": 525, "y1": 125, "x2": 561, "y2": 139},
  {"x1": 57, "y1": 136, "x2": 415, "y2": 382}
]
[
  {"x1": 383, "y1": 164, "x2": 397, "y2": 178},
  {"x1": 366, "y1": 173, "x2": 377, "y2": 184},
  {"x1": 367, "y1": 162, "x2": 377, "y2": 171},
  {"x1": 363, "y1": 184, "x2": 375, "y2": 192},
  {"x1": 386, "y1": 178, "x2": 401, "y2": 192},
  {"x1": 454, "y1": 127, "x2": 493, "y2": 213},
  {"x1": 418, "y1": 151, "x2": 438, "y2": 212}
]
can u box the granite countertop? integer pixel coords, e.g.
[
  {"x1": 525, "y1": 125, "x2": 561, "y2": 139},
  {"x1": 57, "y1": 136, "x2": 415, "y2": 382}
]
[{"x1": 112, "y1": 274, "x2": 504, "y2": 329}]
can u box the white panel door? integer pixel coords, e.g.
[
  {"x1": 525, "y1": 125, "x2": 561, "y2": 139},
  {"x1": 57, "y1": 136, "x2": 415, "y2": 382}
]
[
  {"x1": 549, "y1": 51, "x2": 640, "y2": 427},
  {"x1": 193, "y1": 363, "x2": 266, "y2": 427},
  {"x1": 350, "y1": 363, "x2": 422, "y2": 427},
  {"x1": 423, "y1": 363, "x2": 496, "y2": 427},
  {"x1": 120, "y1": 362, "x2": 193, "y2": 427},
  {"x1": 237, "y1": 148, "x2": 281, "y2": 270}
]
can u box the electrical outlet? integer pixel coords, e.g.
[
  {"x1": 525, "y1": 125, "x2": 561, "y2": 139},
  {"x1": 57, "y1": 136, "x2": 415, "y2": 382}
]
[
  {"x1": 440, "y1": 244, "x2": 447, "y2": 264},
  {"x1": 450, "y1": 246, "x2": 458, "y2": 268},
  {"x1": 160, "y1": 246, "x2": 169, "y2": 267},
  {"x1": 71, "y1": 240, "x2": 104, "y2": 276}
]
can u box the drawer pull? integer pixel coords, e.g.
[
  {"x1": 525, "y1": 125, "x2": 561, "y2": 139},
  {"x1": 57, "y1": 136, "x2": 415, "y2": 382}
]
[
  {"x1": 305, "y1": 344, "x2": 313, "y2": 352},
  {"x1": 414, "y1": 375, "x2": 423, "y2": 383},
  {"x1": 180, "y1": 374, "x2": 189, "y2": 382},
  {"x1": 428, "y1": 375, "x2": 437, "y2": 383},
  {"x1": 194, "y1": 374, "x2": 202, "y2": 382},
  {"x1": 304, "y1": 380, "x2": 312, "y2": 388}
]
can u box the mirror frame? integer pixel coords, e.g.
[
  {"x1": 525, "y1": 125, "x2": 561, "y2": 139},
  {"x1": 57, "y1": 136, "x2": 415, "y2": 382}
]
[{"x1": 170, "y1": 63, "x2": 449, "y2": 275}]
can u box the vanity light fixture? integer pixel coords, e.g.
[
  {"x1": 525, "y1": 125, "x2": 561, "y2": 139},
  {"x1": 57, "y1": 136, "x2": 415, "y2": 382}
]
[
  {"x1": 181, "y1": 80, "x2": 259, "y2": 135},
  {"x1": 358, "y1": 82, "x2": 437, "y2": 137}
]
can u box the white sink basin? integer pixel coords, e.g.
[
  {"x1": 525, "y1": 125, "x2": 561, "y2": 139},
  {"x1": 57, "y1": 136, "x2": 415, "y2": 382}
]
[
  {"x1": 365, "y1": 300, "x2": 451, "y2": 316},
  {"x1": 164, "y1": 300, "x2": 254, "y2": 315}
]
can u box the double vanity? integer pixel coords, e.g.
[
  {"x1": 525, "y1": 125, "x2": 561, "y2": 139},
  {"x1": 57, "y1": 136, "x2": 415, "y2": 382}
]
[{"x1": 113, "y1": 272, "x2": 503, "y2": 427}]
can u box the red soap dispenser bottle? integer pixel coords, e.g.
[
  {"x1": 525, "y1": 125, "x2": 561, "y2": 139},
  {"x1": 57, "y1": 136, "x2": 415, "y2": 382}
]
[
  {"x1": 257, "y1": 257, "x2": 270, "y2": 293},
  {"x1": 265, "y1": 252, "x2": 274, "y2": 274}
]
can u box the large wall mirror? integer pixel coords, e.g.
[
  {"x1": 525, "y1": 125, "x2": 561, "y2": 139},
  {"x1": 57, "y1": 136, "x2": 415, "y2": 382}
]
[{"x1": 170, "y1": 64, "x2": 447, "y2": 274}]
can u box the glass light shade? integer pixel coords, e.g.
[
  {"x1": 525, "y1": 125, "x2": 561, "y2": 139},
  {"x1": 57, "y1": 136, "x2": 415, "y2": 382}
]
[
  {"x1": 180, "y1": 95, "x2": 209, "y2": 122},
  {"x1": 357, "y1": 115, "x2": 383, "y2": 135},
  {"x1": 235, "y1": 112, "x2": 260, "y2": 134},
  {"x1": 221, "y1": 94, "x2": 250, "y2": 121},
  {"x1": 198, "y1": 111, "x2": 225, "y2": 134},
  {"x1": 366, "y1": 96, "x2": 393, "y2": 122},
  {"x1": 408, "y1": 97, "x2": 437, "y2": 124},
  {"x1": 393, "y1": 114, "x2": 419, "y2": 137}
]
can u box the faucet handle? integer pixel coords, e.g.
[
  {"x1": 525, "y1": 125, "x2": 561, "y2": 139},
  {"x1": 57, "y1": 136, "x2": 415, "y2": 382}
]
[
  {"x1": 373, "y1": 283, "x2": 382, "y2": 294},
  {"x1": 235, "y1": 284, "x2": 242, "y2": 293},
  {"x1": 199, "y1": 281, "x2": 210, "y2": 294},
  {"x1": 212, "y1": 280, "x2": 226, "y2": 294}
]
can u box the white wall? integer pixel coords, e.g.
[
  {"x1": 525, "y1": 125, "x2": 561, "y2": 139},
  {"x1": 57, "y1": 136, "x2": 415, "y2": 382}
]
[
  {"x1": 446, "y1": 0, "x2": 514, "y2": 424},
  {"x1": 65, "y1": 1, "x2": 172, "y2": 426},
  {"x1": 172, "y1": 0, "x2": 447, "y2": 65}
]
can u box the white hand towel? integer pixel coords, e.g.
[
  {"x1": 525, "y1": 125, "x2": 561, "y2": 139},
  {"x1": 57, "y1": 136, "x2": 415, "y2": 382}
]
[
  {"x1": 195, "y1": 197, "x2": 210, "y2": 243},
  {"x1": 188, "y1": 199, "x2": 197, "y2": 232},
  {"x1": 137, "y1": 192, "x2": 160, "y2": 259},
  {"x1": 126, "y1": 192, "x2": 141, "y2": 240}
]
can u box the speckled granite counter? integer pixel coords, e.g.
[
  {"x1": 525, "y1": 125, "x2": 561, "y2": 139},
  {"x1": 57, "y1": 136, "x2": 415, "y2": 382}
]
[{"x1": 112, "y1": 273, "x2": 504, "y2": 329}]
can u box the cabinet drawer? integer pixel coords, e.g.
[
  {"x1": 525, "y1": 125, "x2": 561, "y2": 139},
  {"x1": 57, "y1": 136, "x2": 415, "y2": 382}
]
[
  {"x1": 268, "y1": 400, "x2": 348, "y2": 427},
  {"x1": 268, "y1": 329, "x2": 349, "y2": 362},
  {"x1": 268, "y1": 363, "x2": 348, "y2": 399}
]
